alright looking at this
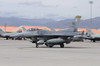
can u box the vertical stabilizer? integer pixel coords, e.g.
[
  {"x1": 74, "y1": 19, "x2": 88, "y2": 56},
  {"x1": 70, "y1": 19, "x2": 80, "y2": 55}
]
[
  {"x1": 86, "y1": 27, "x2": 94, "y2": 36},
  {"x1": 21, "y1": 27, "x2": 26, "y2": 31},
  {"x1": 0, "y1": 28, "x2": 5, "y2": 35},
  {"x1": 71, "y1": 16, "x2": 81, "y2": 32},
  {"x1": 13, "y1": 26, "x2": 26, "y2": 32}
]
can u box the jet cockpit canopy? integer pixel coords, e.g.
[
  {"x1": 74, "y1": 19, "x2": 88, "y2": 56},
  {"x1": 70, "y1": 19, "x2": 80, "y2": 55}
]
[{"x1": 27, "y1": 27, "x2": 39, "y2": 31}]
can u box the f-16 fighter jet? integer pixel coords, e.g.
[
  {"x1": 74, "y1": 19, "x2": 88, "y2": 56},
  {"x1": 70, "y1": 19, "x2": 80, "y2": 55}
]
[{"x1": 11, "y1": 16, "x2": 81, "y2": 48}]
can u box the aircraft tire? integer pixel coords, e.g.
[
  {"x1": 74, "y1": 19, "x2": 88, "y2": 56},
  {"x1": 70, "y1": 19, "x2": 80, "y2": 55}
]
[
  {"x1": 36, "y1": 43, "x2": 39, "y2": 48},
  {"x1": 12, "y1": 38, "x2": 14, "y2": 40},
  {"x1": 47, "y1": 44, "x2": 53, "y2": 48},
  {"x1": 93, "y1": 40, "x2": 96, "y2": 42},
  {"x1": 48, "y1": 46, "x2": 53, "y2": 48},
  {"x1": 45, "y1": 43, "x2": 48, "y2": 47},
  {"x1": 60, "y1": 44, "x2": 64, "y2": 48},
  {"x1": 6, "y1": 37, "x2": 9, "y2": 40}
]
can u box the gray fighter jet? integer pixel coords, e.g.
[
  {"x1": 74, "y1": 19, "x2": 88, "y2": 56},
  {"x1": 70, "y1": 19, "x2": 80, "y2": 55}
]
[
  {"x1": 0, "y1": 27, "x2": 26, "y2": 40},
  {"x1": 11, "y1": 16, "x2": 81, "y2": 48},
  {"x1": 86, "y1": 28, "x2": 100, "y2": 42}
]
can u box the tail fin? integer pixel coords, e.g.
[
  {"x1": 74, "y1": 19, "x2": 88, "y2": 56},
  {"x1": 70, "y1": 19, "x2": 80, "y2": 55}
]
[
  {"x1": 13, "y1": 26, "x2": 26, "y2": 32},
  {"x1": 47, "y1": 27, "x2": 55, "y2": 31},
  {"x1": 86, "y1": 27, "x2": 94, "y2": 36},
  {"x1": 60, "y1": 16, "x2": 81, "y2": 32},
  {"x1": 21, "y1": 27, "x2": 26, "y2": 31},
  {"x1": 16, "y1": 27, "x2": 26, "y2": 32},
  {"x1": 71, "y1": 16, "x2": 81, "y2": 32},
  {"x1": 0, "y1": 28, "x2": 5, "y2": 35}
]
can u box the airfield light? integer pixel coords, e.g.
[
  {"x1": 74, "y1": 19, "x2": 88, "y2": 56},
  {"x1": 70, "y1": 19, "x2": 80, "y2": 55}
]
[{"x1": 89, "y1": 1, "x2": 93, "y2": 27}]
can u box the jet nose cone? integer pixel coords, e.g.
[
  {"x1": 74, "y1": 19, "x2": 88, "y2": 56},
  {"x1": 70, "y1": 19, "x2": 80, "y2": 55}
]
[
  {"x1": 10, "y1": 33, "x2": 25, "y2": 38},
  {"x1": 1, "y1": 34, "x2": 8, "y2": 37},
  {"x1": 1, "y1": 34, "x2": 5, "y2": 36}
]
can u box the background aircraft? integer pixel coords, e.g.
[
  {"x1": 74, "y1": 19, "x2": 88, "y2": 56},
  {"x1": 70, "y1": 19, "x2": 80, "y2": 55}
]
[
  {"x1": 0, "y1": 27, "x2": 26, "y2": 40},
  {"x1": 86, "y1": 28, "x2": 100, "y2": 42},
  {"x1": 11, "y1": 16, "x2": 81, "y2": 48}
]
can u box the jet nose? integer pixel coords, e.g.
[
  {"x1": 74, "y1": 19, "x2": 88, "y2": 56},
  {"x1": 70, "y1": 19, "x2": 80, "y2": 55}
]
[
  {"x1": 10, "y1": 33, "x2": 25, "y2": 38},
  {"x1": 1, "y1": 34, "x2": 5, "y2": 36}
]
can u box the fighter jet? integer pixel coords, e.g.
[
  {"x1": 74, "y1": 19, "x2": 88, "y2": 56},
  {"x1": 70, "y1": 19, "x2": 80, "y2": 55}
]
[
  {"x1": 0, "y1": 27, "x2": 26, "y2": 40},
  {"x1": 86, "y1": 28, "x2": 100, "y2": 42},
  {"x1": 11, "y1": 16, "x2": 81, "y2": 48}
]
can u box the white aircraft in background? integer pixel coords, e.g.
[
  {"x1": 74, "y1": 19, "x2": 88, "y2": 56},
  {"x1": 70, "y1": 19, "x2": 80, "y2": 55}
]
[
  {"x1": 0, "y1": 27, "x2": 26, "y2": 40},
  {"x1": 86, "y1": 28, "x2": 100, "y2": 42}
]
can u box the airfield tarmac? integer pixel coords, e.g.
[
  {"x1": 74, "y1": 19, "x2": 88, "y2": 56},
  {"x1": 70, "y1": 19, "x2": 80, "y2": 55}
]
[{"x1": 0, "y1": 39, "x2": 100, "y2": 66}]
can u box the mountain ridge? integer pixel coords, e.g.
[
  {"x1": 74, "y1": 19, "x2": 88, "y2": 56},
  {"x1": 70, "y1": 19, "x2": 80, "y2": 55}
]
[{"x1": 0, "y1": 17, "x2": 100, "y2": 29}]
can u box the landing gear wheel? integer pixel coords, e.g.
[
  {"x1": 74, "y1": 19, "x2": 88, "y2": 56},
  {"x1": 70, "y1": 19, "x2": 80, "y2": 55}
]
[
  {"x1": 48, "y1": 46, "x2": 53, "y2": 48},
  {"x1": 12, "y1": 38, "x2": 14, "y2": 40},
  {"x1": 36, "y1": 43, "x2": 39, "y2": 48},
  {"x1": 47, "y1": 44, "x2": 53, "y2": 48},
  {"x1": 60, "y1": 44, "x2": 64, "y2": 48},
  {"x1": 93, "y1": 40, "x2": 96, "y2": 42},
  {"x1": 6, "y1": 37, "x2": 9, "y2": 40},
  {"x1": 45, "y1": 43, "x2": 48, "y2": 47}
]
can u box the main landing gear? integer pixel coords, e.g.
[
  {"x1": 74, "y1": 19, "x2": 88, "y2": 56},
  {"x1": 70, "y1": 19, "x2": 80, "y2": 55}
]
[{"x1": 60, "y1": 44, "x2": 64, "y2": 48}]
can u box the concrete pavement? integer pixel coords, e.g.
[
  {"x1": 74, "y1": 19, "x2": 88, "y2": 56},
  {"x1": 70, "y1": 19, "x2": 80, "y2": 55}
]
[{"x1": 0, "y1": 39, "x2": 100, "y2": 66}]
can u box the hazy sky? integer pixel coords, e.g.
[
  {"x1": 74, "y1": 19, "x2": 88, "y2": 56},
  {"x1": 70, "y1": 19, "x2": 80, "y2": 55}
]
[{"x1": 0, "y1": 0, "x2": 99, "y2": 20}]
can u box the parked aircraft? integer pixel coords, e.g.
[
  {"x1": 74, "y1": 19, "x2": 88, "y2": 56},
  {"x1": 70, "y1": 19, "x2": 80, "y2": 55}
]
[
  {"x1": 0, "y1": 27, "x2": 26, "y2": 40},
  {"x1": 86, "y1": 28, "x2": 100, "y2": 42},
  {"x1": 72, "y1": 31, "x2": 85, "y2": 42},
  {"x1": 11, "y1": 16, "x2": 81, "y2": 48}
]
